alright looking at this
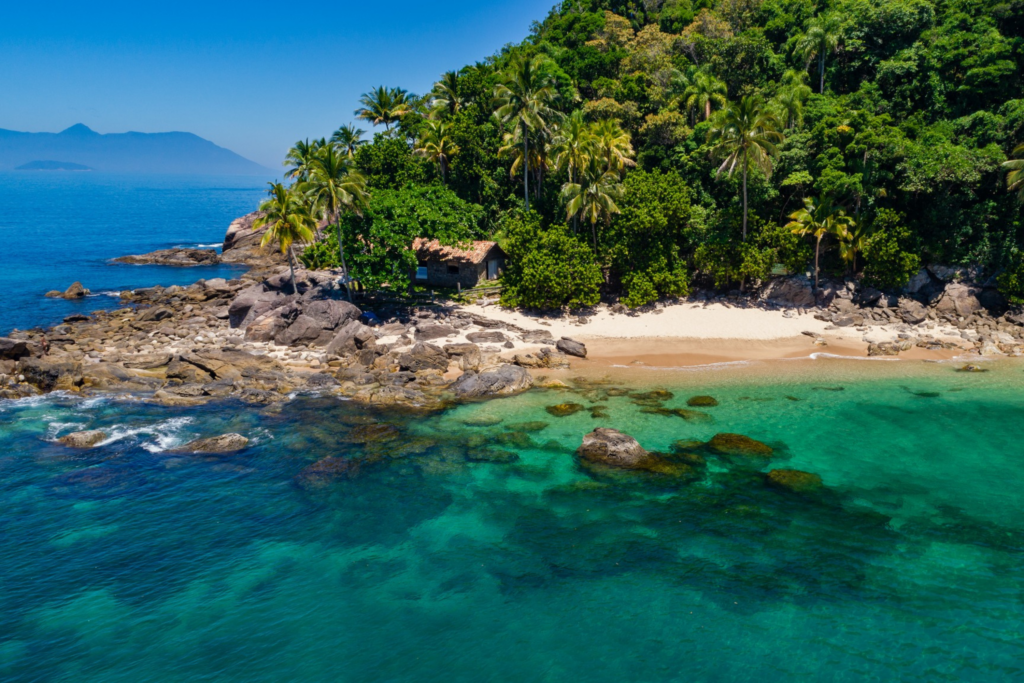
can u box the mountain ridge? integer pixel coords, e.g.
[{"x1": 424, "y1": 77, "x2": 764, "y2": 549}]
[{"x1": 0, "y1": 124, "x2": 270, "y2": 175}]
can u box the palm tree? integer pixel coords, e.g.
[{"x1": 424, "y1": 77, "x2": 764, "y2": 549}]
[
  {"x1": 493, "y1": 53, "x2": 560, "y2": 211},
  {"x1": 1002, "y1": 144, "x2": 1024, "y2": 201},
  {"x1": 330, "y1": 124, "x2": 366, "y2": 158},
  {"x1": 283, "y1": 138, "x2": 323, "y2": 182},
  {"x1": 551, "y1": 110, "x2": 595, "y2": 187},
  {"x1": 354, "y1": 86, "x2": 412, "y2": 131},
  {"x1": 797, "y1": 13, "x2": 842, "y2": 94},
  {"x1": 561, "y1": 157, "x2": 624, "y2": 250},
  {"x1": 589, "y1": 118, "x2": 636, "y2": 175},
  {"x1": 431, "y1": 70, "x2": 463, "y2": 118},
  {"x1": 773, "y1": 73, "x2": 812, "y2": 130},
  {"x1": 303, "y1": 146, "x2": 369, "y2": 299},
  {"x1": 707, "y1": 96, "x2": 784, "y2": 239},
  {"x1": 837, "y1": 220, "x2": 873, "y2": 274},
  {"x1": 254, "y1": 183, "x2": 316, "y2": 296},
  {"x1": 414, "y1": 120, "x2": 460, "y2": 183},
  {"x1": 683, "y1": 70, "x2": 728, "y2": 121},
  {"x1": 785, "y1": 195, "x2": 854, "y2": 290}
]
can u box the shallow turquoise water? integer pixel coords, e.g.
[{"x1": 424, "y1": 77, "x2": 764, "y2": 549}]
[{"x1": 1, "y1": 360, "x2": 1023, "y2": 682}]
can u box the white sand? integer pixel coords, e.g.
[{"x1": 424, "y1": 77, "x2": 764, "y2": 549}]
[{"x1": 458, "y1": 301, "x2": 832, "y2": 341}]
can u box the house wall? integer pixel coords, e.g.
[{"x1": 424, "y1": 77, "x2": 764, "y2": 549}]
[{"x1": 418, "y1": 260, "x2": 483, "y2": 289}]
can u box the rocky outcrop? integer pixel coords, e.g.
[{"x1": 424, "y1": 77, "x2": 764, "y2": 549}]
[
  {"x1": 114, "y1": 248, "x2": 220, "y2": 266},
  {"x1": 45, "y1": 281, "x2": 89, "y2": 299},
  {"x1": 220, "y1": 211, "x2": 288, "y2": 267},
  {"x1": 556, "y1": 337, "x2": 587, "y2": 358},
  {"x1": 0, "y1": 338, "x2": 35, "y2": 361},
  {"x1": 58, "y1": 430, "x2": 107, "y2": 448},
  {"x1": 577, "y1": 428, "x2": 649, "y2": 468},
  {"x1": 451, "y1": 364, "x2": 533, "y2": 399},
  {"x1": 175, "y1": 433, "x2": 249, "y2": 453},
  {"x1": 707, "y1": 433, "x2": 773, "y2": 460},
  {"x1": 765, "y1": 469, "x2": 823, "y2": 493}
]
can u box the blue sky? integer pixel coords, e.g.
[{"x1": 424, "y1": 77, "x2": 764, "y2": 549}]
[{"x1": 0, "y1": 0, "x2": 555, "y2": 169}]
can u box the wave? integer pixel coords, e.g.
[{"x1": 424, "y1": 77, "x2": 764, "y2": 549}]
[
  {"x1": 86, "y1": 290, "x2": 124, "y2": 298},
  {"x1": 808, "y1": 352, "x2": 900, "y2": 362},
  {"x1": 611, "y1": 360, "x2": 754, "y2": 371},
  {"x1": 94, "y1": 416, "x2": 196, "y2": 452}
]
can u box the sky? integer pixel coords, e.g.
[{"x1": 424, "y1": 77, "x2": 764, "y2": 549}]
[{"x1": 0, "y1": 0, "x2": 556, "y2": 170}]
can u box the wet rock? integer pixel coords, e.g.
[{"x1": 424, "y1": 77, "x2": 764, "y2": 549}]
[
  {"x1": 707, "y1": 433, "x2": 773, "y2": 460},
  {"x1": 305, "y1": 373, "x2": 340, "y2": 388},
  {"x1": 295, "y1": 456, "x2": 361, "y2": 489},
  {"x1": 451, "y1": 364, "x2": 533, "y2": 399},
  {"x1": 466, "y1": 330, "x2": 506, "y2": 344},
  {"x1": 176, "y1": 433, "x2": 249, "y2": 454},
  {"x1": 577, "y1": 428, "x2": 649, "y2": 469},
  {"x1": 122, "y1": 353, "x2": 172, "y2": 369},
  {"x1": 18, "y1": 359, "x2": 82, "y2": 391},
  {"x1": 629, "y1": 389, "x2": 674, "y2": 404},
  {"x1": 546, "y1": 402, "x2": 585, "y2": 417},
  {"x1": 0, "y1": 337, "x2": 33, "y2": 361},
  {"x1": 956, "y1": 363, "x2": 988, "y2": 373},
  {"x1": 556, "y1": 337, "x2": 587, "y2": 358},
  {"x1": 58, "y1": 430, "x2": 107, "y2": 449},
  {"x1": 114, "y1": 248, "x2": 220, "y2": 266},
  {"x1": 867, "y1": 340, "x2": 913, "y2": 357},
  {"x1": 415, "y1": 323, "x2": 457, "y2": 341},
  {"x1": 642, "y1": 407, "x2": 713, "y2": 423},
  {"x1": 460, "y1": 415, "x2": 503, "y2": 427},
  {"x1": 589, "y1": 405, "x2": 609, "y2": 419},
  {"x1": 765, "y1": 469, "x2": 823, "y2": 493},
  {"x1": 686, "y1": 395, "x2": 719, "y2": 407},
  {"x1": 45, "y1": 281, "x2": 89, "y2": 299},
  {"x1": 465, "y1": 448, "x2": 520, "y2": 464},
  {"x1": 398, "y1": 342, "x2": 450, "y2": 372},
  {"x1": 346, "y1": 423, "x2": 400, "y2": 443},
  {"x1": 505, "y1": 421, "x2": 549, "y2": 432}
]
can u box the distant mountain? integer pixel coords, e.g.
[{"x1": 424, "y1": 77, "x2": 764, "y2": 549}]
[
  {"x1": 0, "y1": 124, "x2": 269, "y2": 175},
  {"x1": 16, "y1": 160, "x2": 94, "y2": 171}
]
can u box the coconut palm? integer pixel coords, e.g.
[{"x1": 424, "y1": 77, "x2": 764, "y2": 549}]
[
  {"x1": 773, "y1": 73, "x2": 812, "y2": 130},
  {"x1": 551, "y1": 110, "x2": 595, "y2": 188},
  {"x1": 493, "y1": 53, "x2": 560, "y2": 211},
  {"x1": 283, "y1": 138, "x2": 324, "y2": 182},
  {"x1": 589, "y1": 118, "x2": 636, "y2": 175},
  {"x1": 682, "y1": 70, "x2": 728, "y2": 121},
  {"x1": 414, "y1": 120, "x2": 460, "y2": 184},
  {"x1": 354, "y1": 86, "x2": 412, "y2": 131},
  {"x1": 561, "y1": 157, "x2": 624, "y2": 250},
  {"x1": 796, "y1": 13, "x2": 842, "y2": 94},
  {"x1": 1002, "y1": 143, "x2": 1024, "y2": 201},
  {"x1": 330, "y1": 124, "x2": 366, "y2": 158},
  {"x1": 707, "y1": 95, "x2": 784, "y2": 239},
  {"x1": 785, "y1": 195, "x2": 854, "y2": 290},
  {"x1": 498, "y1": 127, "x2": 548, "y2": 199},
  {"x1": 254, "y1": 183, "x2": 316, "y2": 295},
  {"x1": 431, "y1": 70, "x2": 463, "y2": 118},
  {"x1": 837, "y1": 219, "x2": 873, "y2": 274},
  {"x1": 303, "y1": 146, "x2": 369, "y2": 298}
]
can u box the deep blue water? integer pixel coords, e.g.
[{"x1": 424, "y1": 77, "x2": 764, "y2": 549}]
[{"x1": 0, "y1": 172, "x2": 268, "y2": 333}]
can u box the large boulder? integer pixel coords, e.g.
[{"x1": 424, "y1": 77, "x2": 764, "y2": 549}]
[
  {"x1": 556, "y1": 337, "x2": 587, "y2": 358},
  {"x1": 58, "y1": 430, "x2": 107, "y2": 449},
  {"x1": 0, "y1": 337, "x2": 33, "y2": 361},
  {"x1": 761, "y1": 275, "x2": 815, "y2": 307},
  {"x1": 45, "y1": 282, "x2": 89, "y2": 299},
  {"x1": 708, "y1": 433, "x2": 773, "y2": 460},
  {"x1": 416, "y1": 323, "x2": 457, "y2": 341},
  {"x1": 466, "y1": 330, "x2": 506, "y2": 344},
  {"x1": 18, "y1": 359, "x2": 82, "y2": 391},
  {"x1": 451, "y1": 364, "x2": 533, "y2": 399},
  {"x1": 302, "y1": 299, "x2": 361, "y2": 330},
  {"x1": 398, "y1": 342, "x2": 449, "y2": 372},
  {"x1": 274, "y1": 314, "x2": 323, "y2": 346},
  {"x1": 326, "y1": 320, "x2": 376, "y2": 357},
  {"x1": 897, "y1": 298, "x2": 929, "y2": 325},
  {"x1": 175, "y1": 433, "x2": 249, "y2": 454},
  {"x1": 905, "y1": 269, "x2": 935, "y2": 295},
  {"x1": 444, "y1": 343, "x2": 482, "y2": 371},
  {"x1": 228, "y1": 285, "x2": 292, "y2": 328},
  {"x1": 113, "y1": 248, "x2": 220, "y2": 266},
  {"x1": 933, "y1": 282, "x2": 983, "y2": 317},
  {"x1": 577, "y1": 428, "x2": 649, "y2": 468}
]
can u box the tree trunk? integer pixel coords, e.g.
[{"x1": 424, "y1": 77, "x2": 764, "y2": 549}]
[
  {"x1": 522, "y1": 121, "x2": 530, "y2": 212},
  {"x1": 814, "y1": 235, "x2": 822, "y2": 291},
  {"x1": 287, "y1": 246, "x2": 298, "y2": 296},
  {"x1": 819, "y1": 52, "x2": 825, "y2": 94},
  {"x1": 741, "y1": 147, "x2": 749, "y2": 240},
  {"x1": 705, "y1": 99, "x2": 711, "y2": 120},
  {"x1": 592, "y1": 220, "x2": 598, "y2": 251},
  {"x1": 336, "y1": 217, "x2": 352, "y2": 302}
]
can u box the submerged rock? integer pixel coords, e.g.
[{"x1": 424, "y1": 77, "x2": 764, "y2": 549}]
[
  {"x1": 686, "y1": 395, "x2": 719, "y2": 407},
  {"x1": 577, "y1": 428, "x2": 649, "y2": 469},
  {"x1": 114, "y1": 248, "x2": 220, "y2": 267},
  {"x1": 176, "y1": 433, "x2": 250, "y2": 454},
  {"x1": 451, "y1": 364, "x2": 533, "y2": 399},
  {"x1": 546, "y1": 402, "x2": 585, "y2": 417},
  {"x1": 295, "y1": 456, "x2": 361, "y2": 489},
  {"x1": 707, "y1": 433, "x2": 774, "y2": 460},
  {"x1": 346, "y1": 423, "x2": 400, "y2": 443},
  {"x1": 630, "y1": 389, "x2": 674, "y2": 403},
  {"x1": 505, "y1": 421, "x2": 549, "y2": 433},
  {"x1": 956, "y1": 363, "x2": 988, "y2": 373},
  {"x1": 765, "y1": 469, "x2": 823, "y2": 493},
  {"x1": 58, "y1": 430, "x2": 107, "y2": 449}
]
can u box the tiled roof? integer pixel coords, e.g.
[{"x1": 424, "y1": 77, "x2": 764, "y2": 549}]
[{"x1": 413, "y1": 238, "x2": 503, "y2": 264}]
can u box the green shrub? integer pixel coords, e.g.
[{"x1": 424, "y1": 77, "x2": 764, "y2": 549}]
[
  {"x1": 997, "y1": 250, "x2": 1024, "y2": 305},
  {"x1": 862, "y1": 210, "x2": 921, "y2": 290}
]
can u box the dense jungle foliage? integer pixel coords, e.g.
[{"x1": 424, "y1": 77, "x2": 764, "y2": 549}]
[{"x1": 285, "y1": 0, "x2": 1024, "y2": 309}]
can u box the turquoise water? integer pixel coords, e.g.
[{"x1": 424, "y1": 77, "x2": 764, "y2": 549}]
[
  {"x1": 0, "y1": 172, "x2": 268, "y2": 333},
  {"x1": 2, "y1": 360, "x2": 1023, "y2": 682}
]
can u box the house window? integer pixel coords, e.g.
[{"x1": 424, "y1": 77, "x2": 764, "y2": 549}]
[
  {"x1": 447, "y1": 264, "x2": 460, "y2": 275},
  {"x1": 416, "y1": 261, "x2": 428, "y2": 280}
]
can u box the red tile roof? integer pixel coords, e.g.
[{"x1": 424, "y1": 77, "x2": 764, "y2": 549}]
[{"x1": 413, "y1": 238, "x2": 503, "y2": 264}]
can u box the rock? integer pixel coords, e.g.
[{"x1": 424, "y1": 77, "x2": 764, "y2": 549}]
[
  {"x1": 18, "y1": 359, "x2": 82, "y2": 391},
  {"x1": 63, "y1": 313, "x2": 90, "y2": 323},
  {"x1": 303, "y1": 299, "x2": 361, "y2": 330},
  {"x1": 686, "y1": 395, "x2": 719, "y2": 407},
  {"x1": 346, "y1": 423, "x2": 400, "y2": 443},
  {"x1": 707, "y1": 433, "x2": 773, "y2": 460},
  {"x1": 905, "y1": 269, "x2": 934, "y2": 295},
  {"x1": 466, "y1": 330, "x2": 506, "y2": 343},
  {"x1": 398, "y1": 342, "x2": 450, "y2": 372},
  {"x1": 521, "y1": 329, "x2": 555, "y2": 343},
  {"x1": 556, "y1": 337, "x2": 587, "y2": 358},
  {"x1": 927, "y1": 264, "x2": 964, "y2": 282},
  {"x1": 220, "y1": 211, "x2": 290, "y2": 267},
  {"x1": 897, "y1": 299, "x2": 928, "y2": 325},
  {"x1": 137, "y1": 306, "x2": 173, "y2": 322},
  {"x1": 577, "y1": 428, "x2": 649, "y2": 469},
  {"x1": 58, "y1": 430, "x2": 107, "y2": 449},
  {"x1": 867, "y1": 340, "x2": 913, "y2": 357},
  {"x1": 275, "y1": 314, "x2": 323, "y2": 346},
  {"x1": 63, "y1": 282, "x2": 88, "y2": 298},
  {"x1": 765, "y1": 469, "x2": 823, "y2": 493},
  {"x1": 444, "y1": 343, "x2": 481, "y2": 371},
  {"x1": 465, "y1": 448, "x2": 520, "y2": 463},
  {"x1": 114, "y1": 248, "x2": 220, "y2": 266},
  {"x1": 546, "y1": 402, "x2": 585, "y2": 417},
  {"x1": 451, "y1": 364, "x2": 533, "y2": 399},
  {"x1": 123, "y1": 353, "x2": 172, "y2": 369},
  {"x1": 415, "y1": 323, "x2": 457, "y2": 341},
  {"x1": 175, "y1": 433, "x2": 249, "y2": 453},
  {"x1": 0, "y1": 337, "x2": 33, "y2": 361},
  {"x1": 956, "y1": 363, "x2": 988, "y2": 373},
  {"x1": 228, "y1": 286, "x2": 292, "y2": 329},
  {"x1": 761, "y1": 275, "x2": 815, "y2": 307},
  {"x1": 934, "y1": 282, "x2": 982, "y2": 318},
  {"x1": 295, "y1": 456, "x2": 361, "y2": 489},
  {"x1": 326, "y1": 320, "x2": 375, "y2": 356}
]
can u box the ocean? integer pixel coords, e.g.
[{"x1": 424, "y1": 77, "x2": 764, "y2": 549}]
[{"x1": 1, "y1": 174, "x2": 1023, "y2": 682}]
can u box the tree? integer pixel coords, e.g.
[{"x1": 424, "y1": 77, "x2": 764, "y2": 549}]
[
  {"x1": 330, "y1": 125, "x2": 366, "y2": 158},
  {"x1": 682, "y1": 70, "x2": 728, "y2": 121},
  {"x1": 773, "y1": 71, "x2": 812, "y2": 130},
  {"x1": 493, "y1": 53, "x2": 560, "y2": 211},
  {"x1": 862, "y1": 210, "x2": 921, "y2": 290},
  {"x1": 589, "y1": 118, "x2": 636, "y2": 175},
  {"x1": 796, "y1": 13, "x2": 842, "y2": 94},
  {"x1": 551, "y1": 110, "x2": 595, "y2": 187},
  {"x1": 1002, "y1": 143, "x2": 1024, "y2": 201},
  {"x1": 431, "y1": 70, "x2": 464, "y2": 118},
  {"x1": 561, "y1": 157, "x2": 625, "y2": 249},
  {"x1": 414, "y1": 120, "x2": 460, "y2": 184},
  {"x1": 836, "y1": 220, "x2": 874, "y2": 274},
  {"x1": 785, "y1": 194, "x2": 854, "y2": 290},
  {"x1": 303, "y1": 146, "x2": 369, "y2": 298},
  {"x1": 355, "y1": 86, "x2": 412, "y2": 131},
  {"x1": 283, "y1": 138, "x2": 323, "y2": 182},
  {"x1": 254, "y1": 183, "x2": 316, "y2": 295},
  {"x1": 708, "y1": 96, "x2": 784, "y2": 239}
]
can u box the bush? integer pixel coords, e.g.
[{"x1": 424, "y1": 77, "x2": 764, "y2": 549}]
[
  {"x1": 694, "y1": 241, "x2": 775, "y2": 289},
  {"x1": 501, "y1": 214, "x2": 603, "y2": 310},
  {"x1": 862, "y1": 210, "x2": 921, "y2": 290},
  {"x1": 997, "y1": 249, "x2": 1024, "y2": 305}
]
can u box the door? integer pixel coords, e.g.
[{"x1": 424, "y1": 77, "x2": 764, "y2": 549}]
[{"x1": 487, "y1": 259, "x2": 499, "y2": 280}]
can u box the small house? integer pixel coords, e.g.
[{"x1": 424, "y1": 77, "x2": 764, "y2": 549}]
[{"x1": 412, "y1": 238, "x2": 506, "y2": 289}]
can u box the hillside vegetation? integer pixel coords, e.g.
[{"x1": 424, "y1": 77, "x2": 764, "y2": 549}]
[{"x1": 285, "y1": 0, "x2": 1024, "y2": 308}]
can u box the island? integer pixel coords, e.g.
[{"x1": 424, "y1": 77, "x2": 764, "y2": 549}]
[{"x1": 15, "y1": 160, "x2": 94, "y2": 171}]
